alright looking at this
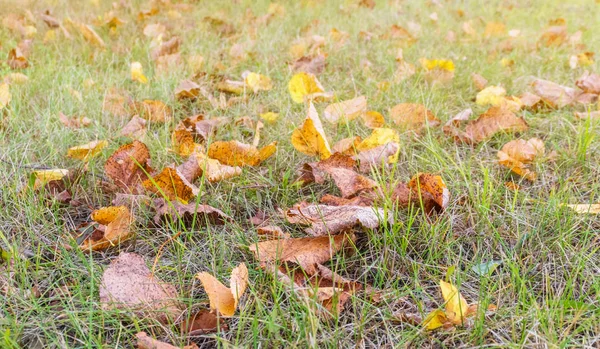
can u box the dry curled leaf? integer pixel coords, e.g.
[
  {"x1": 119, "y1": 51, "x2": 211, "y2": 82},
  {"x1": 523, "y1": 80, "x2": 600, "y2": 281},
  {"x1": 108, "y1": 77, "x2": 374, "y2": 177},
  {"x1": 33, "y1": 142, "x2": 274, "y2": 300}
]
[
  {"x1": 575, "y1": 71, "x2": 600, "y2": 95},
  {"x1": 291, "y1": 102, "x2": 332, "y2": 159},
  {"x1": 389, "y1": 103, "x2": 440, "y2": 132},
  {"x1": 153, "y1": 199, "x2": 231, "y2": 226},
  {"x1": 285, "y1": 204, "x2": 391, "y2": 236},
  {"x1": 563, "y1": 203, "x2": 600, "y2": 214},
  {"x1": 78, "y1": 206, "x2": 133, "y2": 251},
  {"x1": 180, "y1": 309, "x2": 226, "y2": 336},
  {"x1": 408, "y1": 173, "x2": 450, "y2": 212},
  {"x1": 297, "y1": 152, "x2": 356, "y2": 185},
  {"x1": 354, "y1": 142, "x2": 400, "y2": 173},
  {"x1": 531, "y1": 79, "x2": 576, "y2": 108},
  {"x1": 151, "y1": 36, "x2": 180, "y2": 61},
  {"x1": 119, "y1": 116, "x2": 147, "y2": 139},
  {"x1": 291, "y1": 54, "x2": 326, "y2": 75},
  {"x1": 208, "y1": 140, "x2": 277, "y2": 167},
  {"x1": 332, "y1": 136, "x2": 362, "y2": 156},
  {"x1": 142, "y1": 167, "x2": 198, "y2": 202},
  {"x1": 196, "y1": 263, "x2": 248, "y2": 317},
  {"x1": 105, "y1": 141, "x2": 153, "y2": 193},
  {"x1": 323, "y1": 96, "x2": 367, "y2": 124},
  {"x1": 249, "y1": 233, "x2": 355, "y2": 274},
  {"x1": 67, "y1": 140, "x2": 108, "y2": 161},
  {"x1": 455, "y1": 107, "x2": 528, "y2": 143},
  {"x1": 174, "y1": 80, "x2": 201, "y2": 99},
  {"x1": 100, "y1": 252, "x2": 183, "y2": 323},
  {"x1": 177, "y1": 152, "x2": 241, "y2": 183},
  {"x1": 423, "y1": 280, "x2": 485, "y2": 330},
  {"x1": 497, "y1": 138, "x2": 544, "y2": 181}
]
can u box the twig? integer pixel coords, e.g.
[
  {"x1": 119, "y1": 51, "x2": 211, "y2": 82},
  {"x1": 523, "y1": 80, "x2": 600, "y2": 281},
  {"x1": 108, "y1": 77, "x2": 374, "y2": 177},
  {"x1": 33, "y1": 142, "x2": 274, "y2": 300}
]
[{"x1": 151, "y1": 231, "x2": 182, "y2": 277}]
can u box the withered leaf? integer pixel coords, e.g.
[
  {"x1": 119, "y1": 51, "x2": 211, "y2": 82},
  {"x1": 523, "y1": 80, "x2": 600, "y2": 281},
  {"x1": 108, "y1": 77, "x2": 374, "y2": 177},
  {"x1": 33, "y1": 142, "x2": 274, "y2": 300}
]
[
  {"x1": 285, "y1": 204, "x2": 391, "y2": 236},
  {"x1": 249, "y1": 233, "x2": 355, "y2": 274},
  {"x1": 153, "y1": 199, "x2": 231, "y2": 226},
  {"x1": 291, "y1": 102, "x2": 332, "y2": 160},
  {"x1": 142, "y1": 167, "x2": 198, "y2": 202},
  {"x1": 408, "y1": 173, "x2": 450, "y2": 212},
  {"x1": 119, "y1": 116, "x2": 147, "y2": 139},
  {"x1": 78, "y1": 206, "x2": 133, "y2": 251},
  {"x1": 136, "y1": 332, "x2": 198, "y2": 349},
  {"x1": 497, "y1": 138, "x2": 544, "y2": 181},
  {"x1": 323, "y1": 96, "x2": 367, "y2": 124},
  {"x1": 105, "y1": 141, "x2": 153, "y2": 193},
  {"x1": 130, "y1": 100, "x2": 173, "y2": 123},
  {"x1": 459, "y1": 107, "x2": 528, "y2": 143},
  {"x1": 100, "y1": 252, "x2": 183, "y2": 323},
  {"x1": 208, "y1": 140, "x2": 277, "y2": 167},
  {"x1": 291, "y1": 55, "x2": 326, "y2": 75},
  {"x1": 575, "y1": 71, "x2": 600, "y2": 94},
  {"x1": 196, "y1": 263, "x2": 248, "y2": 317},
  {"x1": 532, "y1": 79, "x2": 576, "y2": 108},
  {"x1": 174, "y1": 80, "x2": 201, "y2": 99},
  {"x1": 389, "y1": 103, "x2": 440, "y2": 132},
  {"x1": 67, "y1": 140, "x2": 108, "y2": 161},
  {"x1": 151, "y1": 36, "x2": 181, "y2": 61},
  {"x1": 180, "y1": 309, "x2": 226, "y2": 336},
  {"x1": 353, "y1": 142, "x2": 400, "y2": 173},
  {"x1": 177, "y1": 152, "x2": 241, "y2": 183}
]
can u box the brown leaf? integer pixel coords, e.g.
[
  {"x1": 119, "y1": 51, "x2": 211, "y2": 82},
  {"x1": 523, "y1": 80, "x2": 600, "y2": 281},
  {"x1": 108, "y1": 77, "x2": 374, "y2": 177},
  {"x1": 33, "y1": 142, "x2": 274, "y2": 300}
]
[
  {"x1": 130, "y1": 100, "x2": 173, "y2": 123},
  {"x1": 136, "y1": 332, "x2": 198, "y2": 349},
  {"x1": 257, "y1": 225, "x2": 290, "y2": 239},
  {"x1": 58, "y1": 112, "x2": 91, "y2": 129},
  {"x1": 176, "y1": 115, "x2": 221, "y2": 143},
  {"x1": 101, "y1": 253, "x2": 182, "y2": 322},
  {"x1": 353, "y1": 142, "x2": 400, "y2": 173},
  {"x1": 574, "y1": 110, "x2": 600, "y2": 120},
  {"x1": 532, "y1": 79, "x2": 576, "y2": 108},
  {"x1": 153, "y1": 199, "x2": 231, "y2": 226},
  {"x1": 518, "y1": 92, "x2": 544, "y2": 111},
  {"x1": 291, "y1": 55, "x2": 326, "y2": 75},
  {"x1": 471, "y1": 73, "x2": 488, "y2": 91},
  {"x1": 297, "y1": 152, "x2": 356, "y2": 185},
  {"x1": 575, "y1": 71, "x2": 600, "y2": 94},
  {"x1": 78, "y1": 206, "x2": 133, "y2": 251},
  {"x1": 320, "y1": 194, "x2": 375, "y2": 207},
  {"x1": 119, "y1": 116, "x2": 147, "y2": 139},
  {"x1": 285, "y1": 204, "x2": 391, "y2": 236},
  {"x1": 7, "y1": 47, "x2": 29, "y2": 69},
  {"x1": 174, "y1": 80, "x2": 201, "y2": 99},
  {"x1": 151, "y1": 36, "x2": 180, "y2": 61},
  {"x1": 176, "y1": 152, "x2": 241, "y2": 183},
  {"x1": 461, "y1": 107, "x2": 528, "y2": 143},
  {"x1": 324, "y1": 167, "x2": 378, "y2": 198},
  {"x1": 180, "y1": 309, "x2": 226, "y2": 336},
  {"x1": 332, "y1": 136, "x2": 362, "y2": 156},
  {"x1": 408, "y1": 173, "x2": 450, "y2": 212},
  {"x1": 497, "y1": 138, "x2": 544, "y2": 181},
  {"x1": 105, "y1": 141, "x2": 153, "y2": 194},
  {"x1": 103, "y1": 88, "x2": 132, "y2": 118},
  {"x1": 249, "y1": 233, "x2": 355, "y2": 274},
  {"x1": 142, "y1": 167, "x2": 198, "y2": 202},
  {"x1": 207, "y1": 140, "x2": 277, "y2": 167},
  {"x1": 390, "y1": 103, "x2": 440, "y2": 132},
  {"x1": 196, "y1": 263, "x2": 248, "y2": 317},
  {"x1": 360, "y1": 110, "x2": 385, "y2": 129}
]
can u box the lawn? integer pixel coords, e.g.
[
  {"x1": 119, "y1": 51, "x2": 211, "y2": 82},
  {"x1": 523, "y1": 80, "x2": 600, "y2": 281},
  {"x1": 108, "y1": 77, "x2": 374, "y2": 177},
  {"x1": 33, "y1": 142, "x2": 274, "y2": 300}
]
[{"x1": 1, "y1": 0, "x2": 600, "y2": 348}]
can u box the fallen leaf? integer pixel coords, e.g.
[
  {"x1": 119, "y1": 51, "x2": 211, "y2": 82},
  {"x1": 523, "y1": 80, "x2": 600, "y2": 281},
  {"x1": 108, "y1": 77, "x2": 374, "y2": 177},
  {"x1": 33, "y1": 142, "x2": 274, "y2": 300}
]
[
  {"x1": 285, "y1": 204, "x2": 391, "y2": 236},
  {"x1": 574, "y1": 110, "x2": 600, "y2": 120},
  {"x1": 323, "y1": 96, "x2": 367, "y2": 124},
  {"x1": 423, "y1": 309, "x2": 448, "y2": 330},
  {"x1": 575, "y1": 71, "x2": 600, "y2": 94},
  {"x1": 408, "y1": 173, "x2": 450, "y2": 212},
  {"x1": 354, "y1": 142, "x2": 400, "y2": 173},
  {"x1": 77, "y1": 23, "x2": 105, "y2": 47},
  {"x1": 176, "y1": 115, "x2": 221, "y2": 143},
  {"x1": 208, "y1": 140, "x2": 277, "y2": 167},
  {"x1": 476, "y1": 86, "x2": 507, "y2": 106},
  {"x1": 563, "y1": 203, "x2": 600, "y2": 214},
  {"x1": 105, "y1": 141, "x2": 153, "y2": 193},
  {"x1": 539, "y1": 24, "x2": 567, "y2": 47},
  {"x1": 440, "y1": 280, "x2": 469, "y2": 325},
  {"x1": 356, "y1": 128, "x2": 400, "y2": 153},
  {"x1": 130, "y1": 62, "x2": 148, "y2": 84},
  {"x1": 130, "y1": 100, "x2": 173, "y2": 122},
  {"x1": 119, "y1": 116, "x2": 147, "y2": 139},
  {"x1": 419, "y1": 58, "x2": 455, "y2": 84},
  {"x1": 288, "y1": 72, "x2": 332, "y2": 103},
  {"x1": 31, "y1": 169, "x2": 69, "y2": 190},
  {"x1": 243, "y1": 71, "x2": 273, "y2": 92},
  {"x1": 103, "y1": 88, "x2": 132, "y2": 117},
  {"x1": 0, "y1": 83, "x2": 12, "y2": 110},
  {"x1": 172, "y1": 129, "x2": 197, "y2": 156},
  {"x1": 249, "y1": 233, "x2": 355, "y2": 273},
  {"x1": 297, "y1": 152, "x2": 356, "y2": 185},
  {"x1": 260, "y1": 112, "x2": 279, "y2": 124},
  {"x1": 100, "y1": 252, "x2": 182, "y2": 322},
  {"x1": 471, "y1": 73, "x2": 488, "y2": 90},
  {"x1": 291, "y1": 102, "x2": 332, "y2": 159},
  {"x1": 3, "y1": 72, "x2": 29, "y2": 85},
  {"x1": 257, "y1": 225, "x2": 290, "y2": 239},
  {"x1": 291, "y1": 55, "x2": 326, "y2": 75},
  {"x1": 67, "y1": 140, "x2": 108, "y2": 161},
  {"x1": 58, "y1": 112, "x2": 92, "y2": 129},
  {"x1": 142, "y1": 167, "x2": 198, "y2": 202},
  {"x1": 497, "y1": 138, "x2": 544, "y2": 181},
  {"x1": 461, "y1": 107, "x2": 528, "y2": 143},
  {"x1": 78, "y1": 206, "x2": 133, "y2": 251},
  {"x1": 332, "y1": 136, "x2": 362, "y2": 156},
  {"x1": 136, "y1": 332, "x2": 198, "y2": 349},
  {"x1": 153, "y1": 199, "x2": 231, "y2": 226},
  {"x1": 151, "y1": 36, "x2": 180, "y2": 61},
  {"x1": 177, "y1": 152, "x2": 242, "y2": 183},
  {"x1": 174, "y1": 80, "x2": 201, "y2": 99},
  {"x1": 196, "y1": 263, "x2": 248, "y2": 317},
  {"x1": 532, "y1": 79, "x2": 576, "y2": 108},
  {"x1": 180, "y1": 309, "x2": 226, "y2": 336},
  {"x1": 519, "y1": 92, "x2": 544, "y2": 110},
  {"x1": 7, "y1": 47, "x2": 28, "y2": 69},
  {"x1": 389, "y1": 103, "x2": 440, "y2": 132}
]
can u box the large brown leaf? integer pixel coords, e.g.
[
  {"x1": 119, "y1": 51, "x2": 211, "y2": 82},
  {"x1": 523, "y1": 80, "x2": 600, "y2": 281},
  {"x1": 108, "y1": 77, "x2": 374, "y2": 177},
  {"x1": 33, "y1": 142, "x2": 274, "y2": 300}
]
[
  {"x1": 285, "y1": 204, "x2": 391, "y2": 236},
  {"x1": 575, "y1": 71, "x2": 600, "y2": 94},
  {"x1": 460, "y1": 107, "x2": 528, "y2": 143},
  {"x1": 100, "y1": 252, "x2": 183, "y2": 322},
  {"x1": 249, "y1": 233, "x2": 355, "y2": 274},
  {"x1": 105, "y1": 141, "x2": 153, "y2": 194},
  {"x1": 531, "y1": 79, "x2": 576, "y2": 108}
]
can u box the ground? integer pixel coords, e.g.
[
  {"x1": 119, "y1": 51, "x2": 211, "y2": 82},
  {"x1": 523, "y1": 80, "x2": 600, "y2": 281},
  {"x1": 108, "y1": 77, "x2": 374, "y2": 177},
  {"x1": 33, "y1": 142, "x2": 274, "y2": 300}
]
[{"x1": 1, "y1": 0, "x2": 600, "y2": 348}]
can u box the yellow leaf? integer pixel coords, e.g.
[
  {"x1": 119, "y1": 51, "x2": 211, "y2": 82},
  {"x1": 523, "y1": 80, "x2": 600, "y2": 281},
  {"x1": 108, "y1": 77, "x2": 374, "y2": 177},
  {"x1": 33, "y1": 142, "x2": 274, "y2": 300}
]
[
  {"x1": 440, "y1": 280, "x2": 468, "y2": 325},
  {"x1": 67, "y1": 140, "x2": 108, "y2": 161},
  {"x1": 196, "y1": 263, "x2": 248, "y2": 317},
  {"x1": 476, "y1": 86, "x2": 507, "y2": 106},
  {"x1": 142, "y1": 167, "x2": 198, "y2": 202},
  {"x1": 288, "y1": 72, "x2": 329, "y2": 103},
  {"x1": 0, "y1": 83, "x2": 11, "y2": 110},
  {"x1": 360, "y1": 110, "x2": 385, "y2": 129},
  {"x1": 244, "y1": 72, "x2": 272, "y2": 93},
  {"x1": 260, "y1": 112, "x2": 279, "y2": 124},
  {"x1": 77, "y1": 23, "x2": 105, "y2": 47},
  {"x1": 291, "y1": 102, "x2": 331, "y2": 159},
  {"x1": 208, "y1": 140, "x2": 277, "y2": 167},
  {"x1": 563, "y1": 203, "x2": 600, "y2": 214},
  {"x1": 32, "y1": 169, "x2": 69, "y2": 190},
  {"x1": 194, "y1": 153, "x2": 242, "y2": 182},
  {"x1": 130, "y1": 62, "x2": 148, "y2": 84},
  {"x1": 356, "y1": 128, "x2": 400, "y2": 164},
  {"x1": 79, "y1": 206, "x2": 133, "y2": 251},
  {"x1": 423, "y1": 309, "x2": 448, "y2": 330},
  {"x1": 420, "y1": 58, "x2": 455, "y2": 72}
]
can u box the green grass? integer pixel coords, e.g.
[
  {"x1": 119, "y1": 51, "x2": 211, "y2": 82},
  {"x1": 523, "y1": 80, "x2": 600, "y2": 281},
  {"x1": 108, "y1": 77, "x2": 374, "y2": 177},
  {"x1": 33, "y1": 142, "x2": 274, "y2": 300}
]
[{"x1": 1, "y1": 0, "x2": 600, "y2": 347}]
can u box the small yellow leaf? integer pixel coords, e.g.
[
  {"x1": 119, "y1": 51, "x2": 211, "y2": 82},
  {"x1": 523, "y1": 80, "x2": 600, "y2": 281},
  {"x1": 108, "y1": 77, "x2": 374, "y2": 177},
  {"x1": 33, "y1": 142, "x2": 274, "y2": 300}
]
[
  {"x1": 420, "y1": 58, "x2": 455, "y2": 72},
  {"x1": 208, "y1": 140, "x2": 277, "y2": 167},
  {"x1": 79, "y1": 206, "x2": 133, "y2": 251},
  {"x1": 67, "y1": 140, "x2": 108, "y2": 161},
  {"x1": 32, "y1": 169, "x2": 69, "y2": 190},
  {"x1": 476, "y1": 86, "x2": 507, "y2": 106},
  {"x1": 423, "y1": 309, "x2": 448, "y2": 330},
  {"x1": 360, "y1": 110, "x2": 385, "y2": 129},
  {"x1": 356, "y1": 128, "x2": 400, "y2": 163},
  {"x1": 244, "y1": 72, "x2": 272, "y2": 93},
  {"x1": 131, "y1": 62, "x2": 148, "y2": 84},
  {"x1": 440, "y1": 280, "x2": 469, "y2": 325},
  {"x1": 291, "y1": 102, "x2": 331, "y2": 159},
  {"x1": 288, "y1": 72, "x2": 329, "y2": 103}
]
